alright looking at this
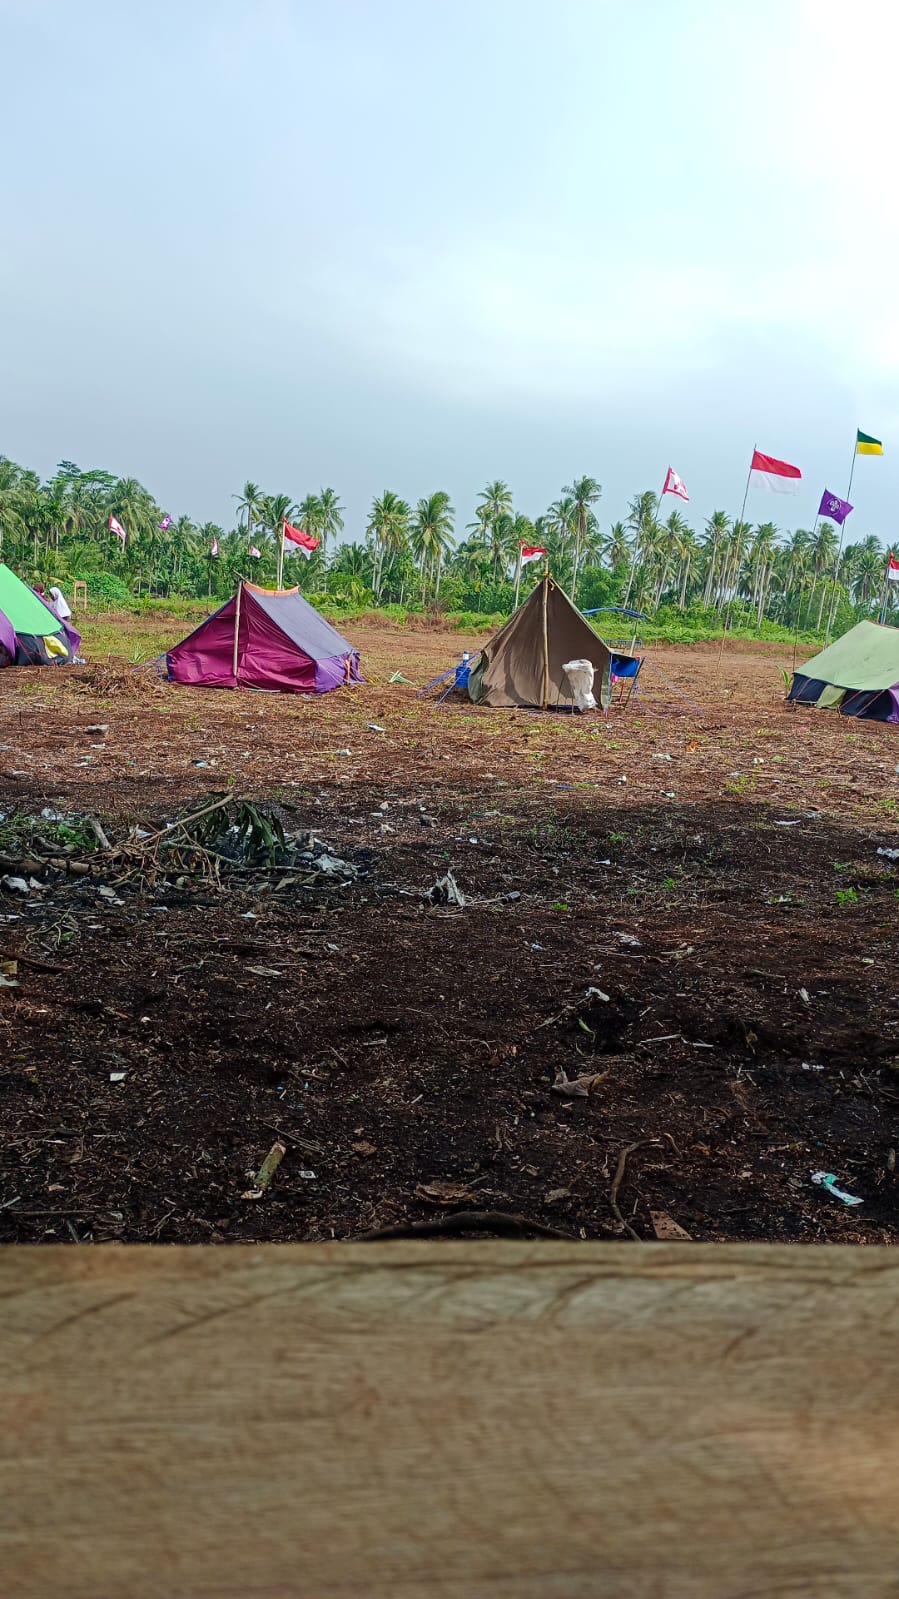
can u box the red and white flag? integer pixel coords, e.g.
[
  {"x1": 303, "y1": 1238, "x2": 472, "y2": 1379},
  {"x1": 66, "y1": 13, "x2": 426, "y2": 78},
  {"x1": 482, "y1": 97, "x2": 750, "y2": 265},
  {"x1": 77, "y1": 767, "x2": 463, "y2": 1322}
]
[
  {"x1": 750, "y1": 450, "x2": 801, "y2": 495},
  {"x1": 249, "y1": 545, "x2": 262, "y2": 559},
  {"x1": 283, "y1": 521, "x2": 320, "y2": 559},
  {"x1": 662, "y1": 467, "x2": 689, "y2": 501},
  {"x1": 210, "y1": 536, "x2": 219, "y2": 557},
  {"x1": 109, "y1": 515, "x2": 126, "y2": 545},
  {"x1": 520, "y1": 545, "x2": 547, "y2": 566},
  {"x1": 887, "y1": 553, "x2": 899, "y2": 583}
]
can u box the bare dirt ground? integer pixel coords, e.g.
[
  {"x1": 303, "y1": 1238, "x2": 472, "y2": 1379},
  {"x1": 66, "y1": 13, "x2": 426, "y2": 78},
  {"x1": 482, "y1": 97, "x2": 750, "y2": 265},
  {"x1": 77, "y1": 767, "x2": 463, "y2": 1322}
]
[{"x1": 1, "y1": 619, "x2": 897, "y2": 1246}]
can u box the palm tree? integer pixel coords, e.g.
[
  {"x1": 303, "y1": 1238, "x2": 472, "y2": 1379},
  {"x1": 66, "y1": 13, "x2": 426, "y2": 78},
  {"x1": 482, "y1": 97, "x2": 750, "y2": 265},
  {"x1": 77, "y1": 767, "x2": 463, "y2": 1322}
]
[
  {"x1": 622, "y1": 491, "x2": 658, "y2": 606},
  {"x1": 411, "y1": 492, "x2": 455, "y2": 605},
  {"x1": 233, "y1": 482, "x2": 263, "y2": 539},
  {"x1": 674, "y1": 523, "x2": 699, "y2": 608},
  {"x1": 367, "y1": 490, "x2": 410, "y2": 600},
  {"x1": 474, "y1": 481, "x2": 514, "y2": 580},
  {"x1": 608, "y1": 521, "x2": 630, "y2": 572},
  {"x1": 316, "y1": 487, "x2": 344, "y2": 551},
  {"x1": 701, "y1": 510, "x2": 731, "y2": 608},
  {"x1": 652, "y1": 509, "x2": 690, "y2": 609},
  {"x1": 748, "y1": 522, "x2": 778, "y2": 625},
  {"x1": 807, "y1": 520, "x2": 838, "y2": 630},
  {"x1": 563, "y1": 475, "x2": 601, "y2": 600}
]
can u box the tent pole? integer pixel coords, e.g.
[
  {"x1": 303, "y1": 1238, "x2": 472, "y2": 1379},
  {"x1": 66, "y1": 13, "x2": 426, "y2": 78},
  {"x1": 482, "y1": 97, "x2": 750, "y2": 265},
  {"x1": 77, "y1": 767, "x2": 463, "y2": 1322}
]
[
  {"x1": 541, "y1": 571, "x2": 550, "y2": 711},
  {"x1": 232, "y1": 579, "x2": 242, "y2": 684}
]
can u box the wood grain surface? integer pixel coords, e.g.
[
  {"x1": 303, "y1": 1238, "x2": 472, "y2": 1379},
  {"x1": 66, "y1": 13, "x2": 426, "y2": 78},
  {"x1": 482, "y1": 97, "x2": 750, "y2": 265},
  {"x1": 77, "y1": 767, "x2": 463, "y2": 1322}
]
[{"x1": 1, "y1": 1243, "x2": 898, "y2": 1598}]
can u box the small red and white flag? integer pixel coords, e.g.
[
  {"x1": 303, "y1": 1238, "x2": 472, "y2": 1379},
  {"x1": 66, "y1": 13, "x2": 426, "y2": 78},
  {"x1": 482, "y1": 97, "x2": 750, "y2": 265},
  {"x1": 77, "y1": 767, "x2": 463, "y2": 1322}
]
[
  {"x1": 887, "y1": 553, "x2": 899, "y2": 583},
  {"x1": 659, "y1": 466, "x2": 684, "y2": 502},
  {"x1": 662, "y1": 467, "x2": 689, "y2": 501},
  {"x1": 249, "y1": 545, "x2": 262, "y2": 559},
  {"x1": 210, "y1": 536, "x2": 219, "y2": 557},
  {"x1": 520, "y1": 545, "x2": 547, "y2": 566},
  {"x1": 283, "y1": 521, "x2": 320, "y2": 559},
  {"x1": 109, "y1": 515, "x2": 126, "y2": 545},
  {"x1": 750, "y1": 450, "x2": 802, "y2": 495}
]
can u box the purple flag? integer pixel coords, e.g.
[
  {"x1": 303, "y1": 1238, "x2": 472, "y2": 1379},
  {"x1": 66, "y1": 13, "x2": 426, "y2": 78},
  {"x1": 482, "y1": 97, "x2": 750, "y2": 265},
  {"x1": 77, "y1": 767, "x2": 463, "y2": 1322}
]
[
  {"x1": 159, "y1": 514, "x2": 172, "y2": 530},
  {"x1": 817, "y1": 489, "x2": 853, "y2": 525}
]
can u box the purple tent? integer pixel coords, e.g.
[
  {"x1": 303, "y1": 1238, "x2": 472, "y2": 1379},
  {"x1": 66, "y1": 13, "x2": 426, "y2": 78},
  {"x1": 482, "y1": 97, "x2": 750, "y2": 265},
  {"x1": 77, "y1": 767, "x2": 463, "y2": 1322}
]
[{"x1": 166, "y1": 582, "x2": 362, "y2": 693}]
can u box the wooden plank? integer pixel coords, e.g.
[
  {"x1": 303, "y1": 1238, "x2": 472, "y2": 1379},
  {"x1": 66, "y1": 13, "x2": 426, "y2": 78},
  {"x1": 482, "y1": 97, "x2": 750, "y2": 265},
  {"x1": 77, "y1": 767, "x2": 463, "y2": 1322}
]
[{"x1": 1, "y1": 1243, "x2": 898, "y2": 1598}]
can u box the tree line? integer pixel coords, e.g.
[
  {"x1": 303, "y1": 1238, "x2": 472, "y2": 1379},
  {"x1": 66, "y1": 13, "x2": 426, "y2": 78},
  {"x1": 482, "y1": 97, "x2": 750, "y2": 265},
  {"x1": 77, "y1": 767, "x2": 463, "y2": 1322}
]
[{"x1": 0, "y1": 454, "x2": 895, "y2": 632}]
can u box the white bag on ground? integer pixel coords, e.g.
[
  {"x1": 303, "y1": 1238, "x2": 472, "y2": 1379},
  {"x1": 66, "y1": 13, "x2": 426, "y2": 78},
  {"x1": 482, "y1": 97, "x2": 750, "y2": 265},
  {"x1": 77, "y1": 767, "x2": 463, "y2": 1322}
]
[{"x1": 562, "y1": 658, "x2": 597, "y2": 711}]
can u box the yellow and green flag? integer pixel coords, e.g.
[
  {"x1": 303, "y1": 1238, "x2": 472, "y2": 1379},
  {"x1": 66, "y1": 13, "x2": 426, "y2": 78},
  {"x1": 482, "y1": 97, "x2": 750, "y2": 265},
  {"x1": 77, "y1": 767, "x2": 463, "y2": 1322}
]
[{"x1": 856, "y1": 429, "x2": 883, "y2": 456}]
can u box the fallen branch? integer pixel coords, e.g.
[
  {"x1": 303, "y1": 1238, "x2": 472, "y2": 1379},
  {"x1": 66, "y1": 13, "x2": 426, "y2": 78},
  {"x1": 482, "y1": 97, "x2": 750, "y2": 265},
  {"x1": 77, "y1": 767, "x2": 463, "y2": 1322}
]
[{"x1": 609, "y1": 1138, "x2": 661, "y2": 1241}]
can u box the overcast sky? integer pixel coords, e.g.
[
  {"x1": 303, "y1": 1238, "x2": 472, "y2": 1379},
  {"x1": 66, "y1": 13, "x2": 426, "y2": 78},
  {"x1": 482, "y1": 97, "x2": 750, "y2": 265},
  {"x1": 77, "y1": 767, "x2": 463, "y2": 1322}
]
[{"x1": 2, "y1": 0, "x2": 897, "y2": 543}]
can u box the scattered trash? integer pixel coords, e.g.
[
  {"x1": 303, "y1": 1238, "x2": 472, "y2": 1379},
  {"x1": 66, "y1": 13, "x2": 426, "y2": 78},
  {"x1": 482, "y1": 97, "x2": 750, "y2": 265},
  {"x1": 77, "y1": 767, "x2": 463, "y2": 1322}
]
[
  {"x1": 97, "y1": 886, "x2": 123, "y2": 904},
  {"x1": 614, "y1": 932, "x2": 641, "y2": 946},
  {"x1": 545, "y1": 1187, "x2": 572, "y2": 1204},
  {"x1": 552, "y1": 1067, "x2": 609, "y2": 1098},
  {"x1": 415, "y1": 1180, "x2": 477, "y2": 1206},
  {"x1": 0, "y1": 971, "x2": 19, "y2": 989},
  {"x1": 335, "y1": 748, "x2": 352, "y2": 757},
  {"x1": 298, "y1": 1169, "x2": 317, "y2": 1181},
  {"x1": 585, "y1": 986, "x2": 610, "y2": 1002},
  {"x1": 501, "y1": 890, "x2": 521, "y2": 902},
  {"x1": 192, "y1": 760, "x2": 210, "y2": 768},
  {"x1": 242, "y1": 1139, "x2": 287, "y2": 1200},
  {"x1": 876, "y1": 846, "x2": 899, "y2": 860},
  {"x1": 798, "y1": 987, "x2": 811, "y2": 1005},
  {"x1": 661, "y1": 791, "x2": 676, "y2": 799},
  {"x1": 801, "y1": 1062, "x2": 825, "y2": 1072},
  {"x1": 529, "y1": 942, "x2": 545, "y2": 951},
  {"x1": 811, "y1": 1170, "x2": 862, "y2": 1207},
  {"x1": 367, "y1": 723, "x2": 386, "y2": 733},
  {"x1": 617, "y1": 775, "x2": 628, "y2": 784},
  {"x1": 109, "y1": 1072, "x2": 127, "y2": 1083},
  {"x1": 1, "y1": 877, "x2": 29, "y2": 895},
  {"x1": 84, "y1": 724, "x2": 109, "y2": 735},
  {"x1": 428, "y1": 870, "x2": 465, "y2": 907},
  {"x1": 388, "y1": 671, "x2": 414, "y2": 684},
  {"x1": 245, "y1": 965, "x2": 284, "y2": 978},
  {"x1": 651, "y1": 753, "x2": 672, "y2": 761},
  {"x1": 650, "y1": 1209, "x2": 692, "y2": 1240},
  {"x1": 774, "y1": 820, "x2": 801, "y2": 828},
  {"x1": 378, "y1": 801, "x2": 390, "y2": 811}
]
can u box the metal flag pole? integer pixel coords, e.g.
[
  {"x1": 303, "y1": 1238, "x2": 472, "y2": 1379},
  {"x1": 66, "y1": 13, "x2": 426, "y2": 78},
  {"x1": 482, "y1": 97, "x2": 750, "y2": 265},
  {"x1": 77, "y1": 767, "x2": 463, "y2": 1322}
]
[
  {"x1": 513, "y1": 545, "x2": 523, "y2": 610},
  {"x1": 277, "y1": 521, "x2": 285, "y2": 591},
  {"x1": 825, "y1": 431, "x2": 859, "y2": 644},
  {"x1": 717, "y1": 447, "x2": 755, "y2": 675}
]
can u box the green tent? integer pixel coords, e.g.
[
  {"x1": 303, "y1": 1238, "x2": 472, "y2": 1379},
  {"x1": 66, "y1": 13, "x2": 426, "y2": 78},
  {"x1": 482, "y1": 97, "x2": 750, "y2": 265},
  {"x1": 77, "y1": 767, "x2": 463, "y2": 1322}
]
[
  {"x1": 789, "y1": 620, "x2": 899, "y2": 722},
  {"x1": 0, "y1": 564, "x2": 77, "y2": 667}
]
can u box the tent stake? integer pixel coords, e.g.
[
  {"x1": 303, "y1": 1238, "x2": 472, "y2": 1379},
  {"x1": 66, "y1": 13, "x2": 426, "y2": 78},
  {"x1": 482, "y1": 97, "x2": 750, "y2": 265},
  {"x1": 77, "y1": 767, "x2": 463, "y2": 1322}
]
[
  {"x1": 541, "y1": 571, "x2": 550, "y2": 710},
  {"x1": 232, "y1": 580, "x2": 242, "y2": 684}
]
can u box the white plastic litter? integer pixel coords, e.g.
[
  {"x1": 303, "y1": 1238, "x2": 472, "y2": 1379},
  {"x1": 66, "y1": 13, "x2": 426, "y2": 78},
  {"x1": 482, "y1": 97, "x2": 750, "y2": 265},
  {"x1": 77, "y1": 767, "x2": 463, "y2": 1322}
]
[
  {"x1": 562, "y1": 658, "x2": 597, "y2": 711},
  {"x1": 811, "y1": 1171, "x2": 862, "y2": 1206},
  {"x1": 876, "y1": 847, "x2": 899, "y2": 860}
]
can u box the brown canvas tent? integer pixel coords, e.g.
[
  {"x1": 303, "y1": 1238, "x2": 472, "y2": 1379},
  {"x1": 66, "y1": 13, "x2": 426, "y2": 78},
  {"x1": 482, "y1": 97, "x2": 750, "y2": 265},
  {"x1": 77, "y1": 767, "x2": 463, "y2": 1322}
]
[{"x1": 467, "y1": 574, "x2": 613, "y2": 709}]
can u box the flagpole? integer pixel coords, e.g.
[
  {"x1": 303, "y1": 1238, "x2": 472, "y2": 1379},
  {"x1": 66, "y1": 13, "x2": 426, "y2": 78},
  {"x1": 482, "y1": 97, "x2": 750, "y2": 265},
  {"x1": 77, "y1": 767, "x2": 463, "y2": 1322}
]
[
  {"x1": 825, "y1": 431, "x2": 859, "y2": 643},
  {"x1": 277, "y1": 521, "x2": 285, "y2": 591},
  {"x1": 717, "y1": 448, "x2": 755, "y2": 674},
  {"x1": 877, "y1": 563, "x2": 889, "y2": 625},
  {"x1": 513, "y1": 545, "x2": 523, "y2": 611}
]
